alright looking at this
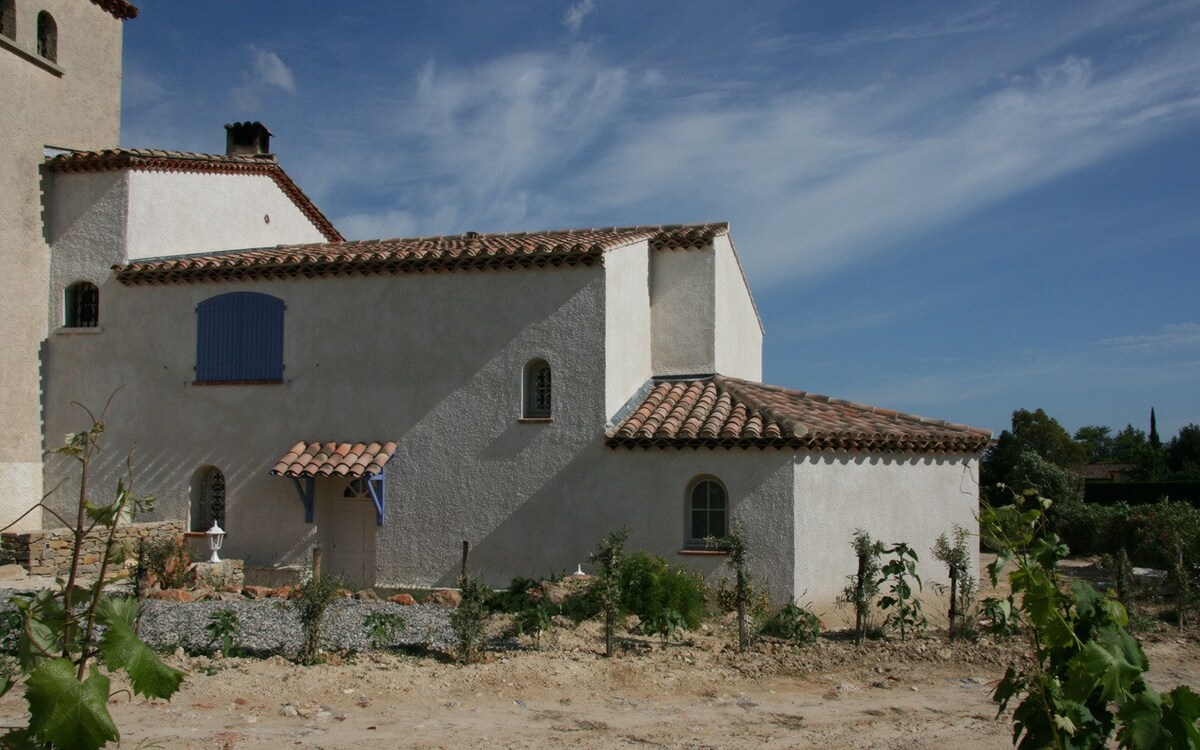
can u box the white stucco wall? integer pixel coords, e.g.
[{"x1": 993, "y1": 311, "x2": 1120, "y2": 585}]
[
  {"x1": 712, "y1": 234, "x2": 763, "y2": 381},
  {"x1": 650, "y1": 248, "x2": 716, "y2": 376},
  {"x1": 603, "y1": 241, "x2": 652, "y2": 419},
  {"x1": 41, "y1": 259, "x2": 802, "y2": 593},
  {"x1": 792, "y1": 453, "x2": 980, "y2": 617},
  {"x1": 1, "y1": 0, "x2": 124, "y2": 530},
  {"x1": 124, "y1": 171, "x2": 328, "y2": 259}
]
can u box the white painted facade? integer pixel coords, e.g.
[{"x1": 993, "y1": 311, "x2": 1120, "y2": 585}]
[{"x1": 125, "y1": 170, "x2": 328, "y2": 259}]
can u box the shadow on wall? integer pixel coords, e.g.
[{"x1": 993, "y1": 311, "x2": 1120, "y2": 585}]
[{"x1": 439, "y1": 437, "x2": 784, "y2": 591}]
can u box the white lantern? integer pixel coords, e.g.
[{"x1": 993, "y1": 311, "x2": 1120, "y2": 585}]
[{"x1": 206, "y1": 522, "x2": 226, "y2": 563}]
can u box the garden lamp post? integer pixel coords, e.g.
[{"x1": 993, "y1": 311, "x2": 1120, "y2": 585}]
[{"x1": 206, "y1": 521, "x2": 225, "y2": 563}]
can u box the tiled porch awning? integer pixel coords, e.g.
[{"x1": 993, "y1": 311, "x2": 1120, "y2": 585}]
[
  {"x1": 270, "y1": 441, "x2": 397, "y2": 478},
  {"x1": 269, "y1": 441, "x2": 397, "y2": 526}
]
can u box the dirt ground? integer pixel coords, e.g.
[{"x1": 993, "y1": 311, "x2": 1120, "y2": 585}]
[{"x1": 3, "y1": 559, "x2": 1199, "y2": 749}]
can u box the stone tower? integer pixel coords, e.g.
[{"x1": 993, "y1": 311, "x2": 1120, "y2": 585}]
[{"x1": 0, "y1": 0, "x2": 135, "y2": 530}]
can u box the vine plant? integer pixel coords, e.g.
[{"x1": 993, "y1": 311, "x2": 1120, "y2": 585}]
[
  {"x1": 1, "y1": 399, "x2": 184, "y2": 749},
  {"x1": 985, "y1": 489, "x2": 1200, "y2": 749}
]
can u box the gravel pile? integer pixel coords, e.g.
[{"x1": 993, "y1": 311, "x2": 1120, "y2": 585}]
[{"x1": 0, "y1": 592, "x2": 456, "y2": 658}]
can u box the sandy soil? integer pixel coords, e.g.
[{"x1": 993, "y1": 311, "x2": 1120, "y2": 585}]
[
  {"x1": 2, "y1": 558, "x2": 1198, "y2": 749},
  {"x1": 77, "y1": 624, "x2": 1197, "y2": 750}
]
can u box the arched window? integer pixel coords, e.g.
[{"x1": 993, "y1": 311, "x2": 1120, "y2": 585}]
[
  {"x1": 190, "y1": 466, "x2": 226, "y2": 532},
  {"x1": 36, "y1": 10, "x2": 55, "y2": 61},
  {"x1": 522, "y1": 358, "x2": 552, "y2": 419},
  {"x1": 687, "y1": 477, "x2": 727, "y2": 545},
  {"x1": 343, "y1": 477, "x2": 370, "y2": 499},
  {"x1": 195, "y1": 291, "x2": 285, "y2": 383},
  {"x1": 64, "y1": 281, "x2": 98, "y2": 327},
  {"x1": 0, "y1": 1, "x2": 15, "y2": 40}
]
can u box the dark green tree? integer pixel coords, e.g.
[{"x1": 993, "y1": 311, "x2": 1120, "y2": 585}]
[
  {"x1": 1113, "y1": 425, "x2": 1169, "y2": 481},
  {"x1": 1167, "y1": 424, "x2": 1200, "y2": 476},
  {"x1": 1150, "y1": 408, "x2": 1161, "y2": 449},
  {"x1": 1074, "y1": 425, "x2": 1115, "y2": 463},
  {"x1": 982, "y1": 408, "x2": 1086, "y2": 488}
]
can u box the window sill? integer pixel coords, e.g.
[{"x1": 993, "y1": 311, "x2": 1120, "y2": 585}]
[
  {"x1": 193, "y1": 380, "x2": 284, "y2": 386},
  {"x1": 55, "y1": 326, "x2": 103, "y2": 335},
  {"x1": 0, "y1": 34, "x2": 63, "y2": 76},
  {"x1": 677, "y1": 548, "x2": 728, "y2": 557},
  {"x1": 517, "y1": 418, "x2": 553, "y2": 424}
]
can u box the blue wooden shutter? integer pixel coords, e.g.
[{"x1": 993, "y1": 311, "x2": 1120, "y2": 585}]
[{"x1": 196, "y1": 292, "x2": 284, "y2": 382}]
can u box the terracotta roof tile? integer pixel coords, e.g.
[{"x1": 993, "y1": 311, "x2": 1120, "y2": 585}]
[
  {"x1": 269, "y1": 440, "x2": 397, "y2": 478},
  {"x1": 607, "y1": 375, "x2": 992, "y2": 454},
  {"x1": 45, "y1": 149, "x2": 341, "y2": 242},
  {"x1": 113, "y1": 223, "x2": 728, "y2": 285}
]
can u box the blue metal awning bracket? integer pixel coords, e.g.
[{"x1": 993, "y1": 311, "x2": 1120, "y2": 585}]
[
  {"x1": 289, "y1": 476, "x2": 315, "y2": 523},
  {"x1": 367, "y1": 473, "x2": 385, "y2": 526}
]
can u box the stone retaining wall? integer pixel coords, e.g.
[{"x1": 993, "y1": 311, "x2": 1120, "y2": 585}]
[{"x1": 0, "y1": 520, "x2": 185, "y2": 577}]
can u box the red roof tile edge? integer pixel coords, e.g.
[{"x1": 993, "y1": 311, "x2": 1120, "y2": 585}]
[
  {"x1": 45, "y1": 149, "x2": 341, "y2": 242},
  {"x1": 269, "y1": 440, "x2": 398, "y2": 478},
  {"x1": 91, "y1": 0, "x2": 138, "y2": 19},
  {"x1": 606, "y1": 375, "x2": 992, "y2": 455},
  {"x1": 111, "y1": 223, "x2": 729, "y2": 285}
]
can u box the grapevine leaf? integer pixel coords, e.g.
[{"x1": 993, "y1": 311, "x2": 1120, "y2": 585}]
[
  {"x1": 1064, "y1": 634, "x2": 1145, "y2": 704},
  {"x1": 97, "y1": 598, "x2": 184, "y2": 700},
  {"x1": 25, "y1": 659, "x2": 118, "y2": 750},
  {"x1": 1117, "y1": 688, "x2": 1163, "y2": 749},
  {"x1": 0, "y1": 727, "x2": 44, "y2": 749},
  {"x1": 16, "y1": 592, "x2": 65, "y2": 672},
  {"x1": 1160, "y1": 685, "x2": 1200, "y2": 749}
]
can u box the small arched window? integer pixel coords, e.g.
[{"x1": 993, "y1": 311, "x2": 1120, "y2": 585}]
[
  {"x1": 0, "y1": 1, "x2": 16, "y2": 41},
  {"x1": 522, "y1": 358, "x2": 552, "y2": 419},
  {"x1": 688, "y1": 477, "x2": 727, "y2": 545},
  {"x1": 36, "y1": 10, "x2": 55, "y2": 62},
  {"x1": 190, "y1": 466, "x2": 226, "y2": 532},
  {"x1": 64, "y1": 281, "x2": 98, "y2": 328}
]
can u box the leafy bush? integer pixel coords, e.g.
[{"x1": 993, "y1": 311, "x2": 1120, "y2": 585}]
[
  {"x1": 618, "y1": 552, "x2": 708, "y2": 632},
  {"x1": 589, "y1": 530, "x2": 627, "y2": 657},
  {"x1": 142, "y1": 535, "x2": 192, "y2": 590},
  {"x1": 760, "y1": 599, "x2": 820, "y2": 645},
  {"x1": 488, "y1": 577, "x2": 540, "y2": 614},
  {"x1": 877, "y1": 542, "x2": 926, "y2": 640},
  {"x1": 204, "y1": 609, "x2": 243, "y2": 657},
  {"x1": 840, "y1": 529, "x2": 884, "y2": 643},
  {"x1": 451, "y1": 576, "x2": 492, "y2": 663},
  {"x1": 295, "y1": 573, "x2": 344, "y2": 664},
  {"x1": 511, "y1": 599, "x2": 553, "y2": 648},
  {"x1": 933, "y1": 526, "x2": 978, "y2": 639},
  {"x1": 985, "y1": 489, "x2": 1200, "y2": 748},
  {"x1": 363, "y1": 611, "x2": 405, "y2": 650}
]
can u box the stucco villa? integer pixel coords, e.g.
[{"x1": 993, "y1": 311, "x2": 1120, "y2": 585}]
[{"x1": 9, "y1": 0, "x2": 991, "y2": 609}]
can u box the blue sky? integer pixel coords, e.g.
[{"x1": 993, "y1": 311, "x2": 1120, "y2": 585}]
[{"x1": 119, "y1": 1, "x2": 1200, "y2": 440}]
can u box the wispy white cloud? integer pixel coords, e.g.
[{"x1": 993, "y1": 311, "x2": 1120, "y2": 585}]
[
  {"x1": 229, "y1": 45, "x2": 297, "y2": 113},
  {"x1": 563, "y1": 0, "x2": 596, "y2": 34},
  {"x1": 251, "y1": 46, "x2": 296, "y2": 93},
  {"x1": 1099, "y1": 323, "x2": 1200, "y2": 352}
]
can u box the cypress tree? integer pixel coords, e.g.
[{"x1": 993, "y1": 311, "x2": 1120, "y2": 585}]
[{"x1": 1150, "y1": 407, "x2": 1161, "y2": 449}]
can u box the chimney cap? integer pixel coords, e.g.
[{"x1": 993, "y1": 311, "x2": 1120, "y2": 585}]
[{"x1": 224, "y1": 121, "x2": 274, "y2": 158}]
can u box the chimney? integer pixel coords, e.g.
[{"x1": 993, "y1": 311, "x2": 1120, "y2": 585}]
[{"x1": 224, "y1": 121, "x2": 273, "y2": 158}]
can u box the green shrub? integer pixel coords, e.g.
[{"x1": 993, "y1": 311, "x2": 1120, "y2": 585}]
[
  {"x1": 204, "y1": 609, "x2": 242, "y2": 657},
  {"x1": 143, "y1": 535, "x2": 192, "y2": 590},
  {"x1": 295, "y1": 574, "x2": 344, "y2": 664},
  {"x1": 451, "y1": 576, "x2": 492, "y2": 664},
  {"x1": 362, "y1": 611, "x2": 405, "y2": 650},
  {"x1": 488, "y1": 577, "x2": 539, "y2": 613},
  {"x1": 618, "y1": 552, "x2": 708, "y2": 631},
  {"x1": 760, "y1": 599, "x2": 820, "y2": 645}
]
